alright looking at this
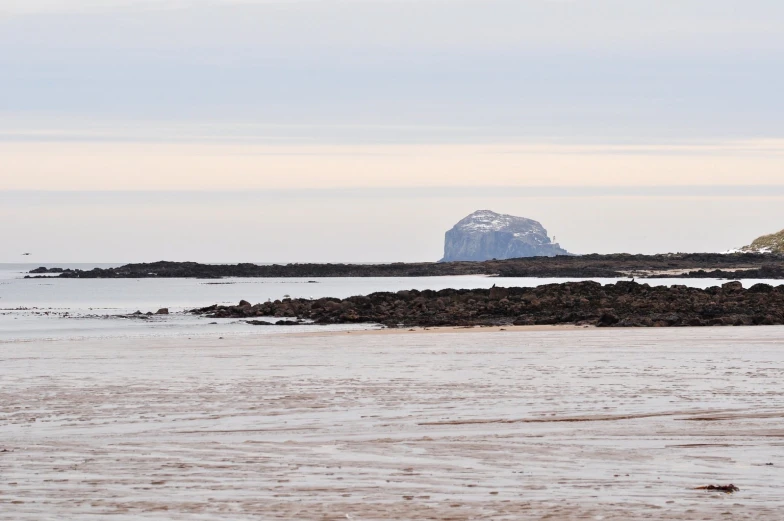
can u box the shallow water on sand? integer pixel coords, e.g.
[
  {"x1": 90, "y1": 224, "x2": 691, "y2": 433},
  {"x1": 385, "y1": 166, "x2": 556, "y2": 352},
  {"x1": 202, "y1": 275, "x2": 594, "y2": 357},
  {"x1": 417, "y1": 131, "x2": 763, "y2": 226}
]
[{"x1": 2, "y1": 327, "x2": 783, "y2": 520}]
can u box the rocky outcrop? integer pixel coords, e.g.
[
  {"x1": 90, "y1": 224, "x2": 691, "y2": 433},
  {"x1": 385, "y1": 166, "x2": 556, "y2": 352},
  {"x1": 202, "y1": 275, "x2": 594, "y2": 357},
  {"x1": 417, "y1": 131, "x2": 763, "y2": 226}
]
[
  {"x1": 440, "y1": 210, "x2": 569, "y2": 262},
  {"x1": 26, "y1": 253, "x2": 784, "y2": 279},
  {"x1": 28, "y1": 267, "x2": 67, "y2": 274},
  {"x1": 191, "y1": 281, "x2": 784, "y2": 328},
  {"x1": 735, "y1": 229, "x2": 784, "y2": 254}
]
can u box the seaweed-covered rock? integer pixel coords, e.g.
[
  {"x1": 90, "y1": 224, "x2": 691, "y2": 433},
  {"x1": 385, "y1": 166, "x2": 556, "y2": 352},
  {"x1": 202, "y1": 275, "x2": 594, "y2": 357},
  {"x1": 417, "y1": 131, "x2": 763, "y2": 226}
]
[{"x1": 190, "y1": 281, "x2": 784, "y2": 329}]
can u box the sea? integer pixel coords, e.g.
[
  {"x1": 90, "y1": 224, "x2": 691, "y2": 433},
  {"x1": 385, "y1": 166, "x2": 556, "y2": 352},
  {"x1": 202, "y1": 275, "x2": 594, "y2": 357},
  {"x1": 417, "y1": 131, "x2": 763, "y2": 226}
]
[{"x1": 2, "y1": 262, "x2": 783, "y2": 343}]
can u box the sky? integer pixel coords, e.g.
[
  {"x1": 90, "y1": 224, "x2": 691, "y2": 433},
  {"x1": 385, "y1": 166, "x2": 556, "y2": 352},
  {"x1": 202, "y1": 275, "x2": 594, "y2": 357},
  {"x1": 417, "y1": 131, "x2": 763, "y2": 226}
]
[{"x1": 2, "y1": 0, "x2": 783, "y2": 262}]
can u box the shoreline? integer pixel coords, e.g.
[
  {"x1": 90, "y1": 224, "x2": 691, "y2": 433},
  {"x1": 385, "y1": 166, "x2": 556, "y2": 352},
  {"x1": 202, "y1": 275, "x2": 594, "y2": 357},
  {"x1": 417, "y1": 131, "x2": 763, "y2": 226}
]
[
  {"x1": 282, "y1": 323, "x2": 592, "y2": 338},
  {"x1": 8, "y1": 322, "x2": 784, "y2": 347}
]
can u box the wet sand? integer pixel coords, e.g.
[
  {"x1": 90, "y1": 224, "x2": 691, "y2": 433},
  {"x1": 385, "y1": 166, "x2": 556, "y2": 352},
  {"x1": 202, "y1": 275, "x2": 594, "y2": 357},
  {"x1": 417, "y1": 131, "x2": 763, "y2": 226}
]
[
  {"x1": 289, "y1": 324, "x2": 590, "y2": 338},
  {"x1": 2, "y1": 327, "x2": 784, "y2": 520}
]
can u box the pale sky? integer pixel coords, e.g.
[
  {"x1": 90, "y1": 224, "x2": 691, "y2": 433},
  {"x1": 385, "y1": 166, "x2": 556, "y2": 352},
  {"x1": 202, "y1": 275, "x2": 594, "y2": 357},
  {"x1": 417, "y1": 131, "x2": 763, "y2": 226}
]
[{"x1": 2, "y1": 0, "x2": 783, "y2": 262}]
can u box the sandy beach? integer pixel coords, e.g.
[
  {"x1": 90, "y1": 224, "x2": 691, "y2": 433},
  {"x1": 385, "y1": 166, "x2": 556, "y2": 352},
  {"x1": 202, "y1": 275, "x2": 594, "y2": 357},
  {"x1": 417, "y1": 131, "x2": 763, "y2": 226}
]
[{"x1": 2, "y1": 327, "x2": 784, "y2": 520}]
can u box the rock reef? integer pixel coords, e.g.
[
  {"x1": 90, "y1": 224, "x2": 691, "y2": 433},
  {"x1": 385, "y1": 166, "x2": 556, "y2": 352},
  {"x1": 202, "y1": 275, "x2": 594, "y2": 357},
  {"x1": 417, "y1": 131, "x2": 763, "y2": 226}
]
[
  {"x1": 191, "y1": 281, "x2": 784, "y2": 328},
  {"x1": 28, "y1": 253, "x2": 784, "y2": 279}
]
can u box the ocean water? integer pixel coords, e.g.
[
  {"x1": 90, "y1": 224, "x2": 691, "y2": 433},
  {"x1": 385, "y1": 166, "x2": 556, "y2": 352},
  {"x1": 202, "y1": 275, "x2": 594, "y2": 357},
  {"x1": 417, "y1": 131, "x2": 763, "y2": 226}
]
[{"x1": 2, "y1": 263, "x2": 782, "y2": 343}]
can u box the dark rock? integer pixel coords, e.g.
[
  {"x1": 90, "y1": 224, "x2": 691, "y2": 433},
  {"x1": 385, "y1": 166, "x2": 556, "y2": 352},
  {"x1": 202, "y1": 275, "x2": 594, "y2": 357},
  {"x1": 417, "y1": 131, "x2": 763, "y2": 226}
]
[
  {"x1": 155, "y1": 308, "x2": 169, "y2": 315},
  {"x1": 489, "y1": 286, "x2": 510, "y2": 300},
  {"x1": 189, "y1": 281, "x2": 784, "y2": 329},
  {"x1": 28, "y1": 267, "x2": 65, "y2": 274},
  {"x1": 597, "y1": 313, "x2": 620, "y2": 327},
  {"x1": 30, "y1": 252, "x2": 784, "y2": 280},
  {"x1": 245, "y1": 320, "x2": 274, "y2": 326},
  {"x1": 694, "y1": 484, "x2": 739, "y2": 493}
]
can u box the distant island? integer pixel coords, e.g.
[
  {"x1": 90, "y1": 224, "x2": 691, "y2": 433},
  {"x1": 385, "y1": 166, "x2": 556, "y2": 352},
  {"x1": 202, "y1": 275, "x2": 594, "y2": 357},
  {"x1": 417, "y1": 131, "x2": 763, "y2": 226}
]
[
  {"x1": 441, "y1": 210, "x2": 569, "y2": 261},
  {"x1": 27, "y1": 252, "x2": 784, "y2": 279}
]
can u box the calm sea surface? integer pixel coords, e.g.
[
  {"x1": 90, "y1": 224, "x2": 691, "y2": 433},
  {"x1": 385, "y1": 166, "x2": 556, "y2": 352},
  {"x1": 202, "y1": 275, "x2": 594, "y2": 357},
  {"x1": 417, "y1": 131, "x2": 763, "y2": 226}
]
[{"x1": 2, "y1": 263, "x2": 782, "y2": 343}]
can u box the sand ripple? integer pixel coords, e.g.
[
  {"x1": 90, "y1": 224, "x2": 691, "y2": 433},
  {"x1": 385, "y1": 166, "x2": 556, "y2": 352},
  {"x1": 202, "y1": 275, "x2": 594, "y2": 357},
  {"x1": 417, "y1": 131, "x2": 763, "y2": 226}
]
[{"x1": 2, "y1": 327, "x2": 784, "y2": 519}]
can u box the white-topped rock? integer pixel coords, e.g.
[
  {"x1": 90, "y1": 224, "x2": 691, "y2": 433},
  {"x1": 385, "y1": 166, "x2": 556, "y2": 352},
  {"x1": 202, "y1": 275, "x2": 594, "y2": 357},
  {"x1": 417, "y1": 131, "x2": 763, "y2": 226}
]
[{"x1": 440, "y1": 210, "x2": 570, "y2": 262}]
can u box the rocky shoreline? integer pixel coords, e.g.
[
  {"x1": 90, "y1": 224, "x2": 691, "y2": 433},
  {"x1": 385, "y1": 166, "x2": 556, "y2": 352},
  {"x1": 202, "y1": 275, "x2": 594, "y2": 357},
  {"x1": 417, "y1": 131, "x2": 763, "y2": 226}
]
[
  {"x1": 190, "y1": 281, "x2": 784, "y2": 328},
  {"x1": 26, "y1": 253, "x2": 784, "y2": 279}
]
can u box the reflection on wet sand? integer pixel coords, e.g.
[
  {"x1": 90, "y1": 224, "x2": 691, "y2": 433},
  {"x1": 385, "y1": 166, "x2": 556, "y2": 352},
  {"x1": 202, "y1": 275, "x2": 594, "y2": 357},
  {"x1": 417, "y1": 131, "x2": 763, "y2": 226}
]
[{"x1": 2, "y1": 327, "x2": 784, "y2": 520}]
